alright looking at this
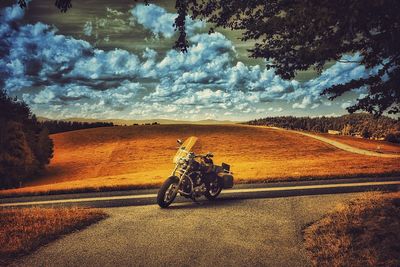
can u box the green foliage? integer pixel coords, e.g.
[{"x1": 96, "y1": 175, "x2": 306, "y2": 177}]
[
  {"x1": 35, "y1": 128, "x2": 54, "y2": 166},
  {"x1": 0, "y1": 121, "x2": 29, "y2": 187},
  {"x1": 385, "y1": 132, "x2": 400, "y2": 144},
  {"x1": 247, "y1": 113, "x2": 400, "y2": 142},
  {"x1": 0, "y1": 89, "x2": 54, "y2": 188},
  {"x1": 361, "y1": 127, "x2": 372, "y2": 139},
  {"x1": 180, "y1": 0, "x2": 400, "y2": 116}
]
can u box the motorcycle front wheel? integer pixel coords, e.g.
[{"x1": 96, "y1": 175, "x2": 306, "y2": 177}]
[{"x1": 157, "y1": 176, "x2": 179, "y2": 208}]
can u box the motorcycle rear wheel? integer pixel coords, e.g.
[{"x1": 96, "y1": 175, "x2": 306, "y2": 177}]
[
  {"x1": 157, "y1": 176, "x2": 179, "y2": 208},
  {"x1": 204, "y1": 181, "x2": 222, "y2": 200}
]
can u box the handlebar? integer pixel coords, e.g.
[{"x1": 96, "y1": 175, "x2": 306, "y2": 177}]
[
  {"x1": 195, "y1": 153, "x2": 213, "y2": 158},
  {"x1": 177, "y1": 147, "x2": 213, "y2": 159}
]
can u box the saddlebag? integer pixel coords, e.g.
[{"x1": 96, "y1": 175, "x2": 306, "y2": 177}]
[{"x1": 220, "y1": 173, "x2": 234, "y2": 189}]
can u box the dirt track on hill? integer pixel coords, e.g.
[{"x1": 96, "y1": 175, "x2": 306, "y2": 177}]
[{"x1": 267, "y1": 127, "x2": 400, "y2": 158}]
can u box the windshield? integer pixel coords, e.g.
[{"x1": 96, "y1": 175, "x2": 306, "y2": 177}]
[{"x1": 173, "y1": 136, "x2": 198, "y2": 163}]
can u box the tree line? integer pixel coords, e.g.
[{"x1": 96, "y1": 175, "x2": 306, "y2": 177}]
[
  {"x1": 246, "y1": 113, "x2": 400, "y2": 143},
  {"x1": 40, "y1": 120, "x2": 114, "y2": 134},
  {"x1": 0, "y1": 89, "x2": 54, "y2": 188}
]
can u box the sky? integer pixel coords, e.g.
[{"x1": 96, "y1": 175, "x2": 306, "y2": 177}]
[{"x1": 0, "y1": 0, "x2": 376, "y2": 121}]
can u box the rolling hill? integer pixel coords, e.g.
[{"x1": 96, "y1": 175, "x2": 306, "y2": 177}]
[
  {"x1": 37, "y1": 117, "x2": 241, "y2": 125},
  {"x1": 1, "y1": 124, "x2": 399, "y2": 196}
]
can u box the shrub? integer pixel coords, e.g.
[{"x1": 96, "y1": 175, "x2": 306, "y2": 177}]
[{"x1": 385, "y1": 132, "x2": 400, "y2": 144}]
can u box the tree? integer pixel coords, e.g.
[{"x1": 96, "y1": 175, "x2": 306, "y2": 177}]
[
  {"x1": 178, "y1": 0, "x2": 400, "y2": 116},
  {"x1": 0, "y1": 121, "x2": 35, "y2": 187},
  {"x1": 385, "y1": 132, "x2": 400, "y2": 143},
  {"x1": 0, "y1": 89, "x2": 54, "y2": 188},
  {"x1": 35, "y1": 127, "x2": 54, "y2": 167},
  {"x1": 361, "y1": 127, "x2": 372, "y2": 139},
  {"x1": 17, "y1": 0, "x2": 399, "y2": 116}
]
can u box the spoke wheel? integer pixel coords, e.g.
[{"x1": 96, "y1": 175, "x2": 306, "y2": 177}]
[
  {"x1": 157, "y1": 176, "x2": 179, "y2": 208},
  {"x1": 204, "y1": 180, "x2": 222, "y2": 200},
  {"x1": 164, "y1": 183, "x2": 178, "y2": 202}
]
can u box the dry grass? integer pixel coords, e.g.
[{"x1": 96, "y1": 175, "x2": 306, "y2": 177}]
[
  {"x1": 303, "y1": 191, "x2": 400, "y2": 267},
  {"x1": 0, "y1": 124, "x2": 399, "y2": 196},
  {"x1": 317, "y1": 133, "x2": 400, "y2": 154},
  {"x1": 0, "y1": 207, "x2": 107, "y2": 265}
]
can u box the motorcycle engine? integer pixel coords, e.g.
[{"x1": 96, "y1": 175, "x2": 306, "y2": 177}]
[
  {"x1": 190, "y1": 171, "x2": 203, "y2": 186},
  {"x1": 190, "y1": 171, "x2": 206, "y2": 197},
  {"x1": 193, "y1": 184, "x2": 206, "y2": 197}
]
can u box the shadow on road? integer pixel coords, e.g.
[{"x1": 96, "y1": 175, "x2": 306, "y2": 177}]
[{"x1": 166, "y1": 197, "x2": 245, "y2": 210}]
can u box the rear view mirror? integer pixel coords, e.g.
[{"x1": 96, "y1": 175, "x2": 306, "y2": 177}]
[{"x1": 177, "y1": 139, "x2": 183, "y2": 145}]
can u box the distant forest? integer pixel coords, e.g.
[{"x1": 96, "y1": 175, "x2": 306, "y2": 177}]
[
  {"x1": 247, "y1": 114, "x2": 400, "y2": 143},
  {"x1": 0, "y1": 89, "x2": 54, "y2": 188},
  {"x1": 40, "y1": 120, "x2": 114, "y2": 134}
]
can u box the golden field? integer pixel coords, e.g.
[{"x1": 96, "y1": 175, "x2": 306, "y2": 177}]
[
  {"x1": 0, "y1": 207, "x2": 107, "y2": 265},
  {"x1": 0, "y1": 124, "x2": 399, "y2": 196}
]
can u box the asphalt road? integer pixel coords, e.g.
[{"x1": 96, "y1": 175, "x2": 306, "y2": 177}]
[
  {"x1": 1, "y1": 177, "x2": 399, "y2": 208},
  {"x1": 11, "y1": 192, "x2": 369, "y2": 267},
  {"x1": 4, "y1": 177, "x2": 399, "y2": 266}
]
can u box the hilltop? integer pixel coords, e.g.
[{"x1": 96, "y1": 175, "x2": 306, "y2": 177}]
[{"x1": 37, "y1": 117, "x2": 241, "y2": 126}]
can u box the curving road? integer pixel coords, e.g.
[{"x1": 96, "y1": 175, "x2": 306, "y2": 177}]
[
  {"x1": 12, "y1": 193, "x2": 366, "y2": 267},
  {"x1": 266, "y1": 126, "x2": 400, "y2": 158},
  {"x1": 5, "y1": 178, "x2": 399, "y2": 266}
]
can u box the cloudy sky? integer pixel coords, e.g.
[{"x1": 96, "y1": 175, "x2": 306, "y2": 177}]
[{"x1": 0, "y1": 0, "x2": 374, "y2": 121}]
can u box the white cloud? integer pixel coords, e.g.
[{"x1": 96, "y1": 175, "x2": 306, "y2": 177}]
[
  {"x1": 32, "y1": 88, "x2": 55, "y2": 104},
  {"x1": 106, "y1": 7, "x2": 124, "y2": 17},
  {"x1": 292, "y1": 96, "x2": 312, "y2": 109},
  {"x1": 267, "y1": 107, "x2": 283, "y2": 112},
  {"x1": 69, "y1": 49, "x2": 141, "y2": 79},
  {"x1": 0, "y1": 2, "x2": 24, "y2": 23},
  {"x1": 130, "y1": 4, "x2": 205, "y2": 38},
  {"x1": 83, "y1": 21, "x2": 93, "y2": 36},
  {"x1": 0, "y1": 3, "x2": 377, "y2": 120},
  {"x1": 288, "y1": 53, "x2": 380, "y2": 110},
  {"x1": 341, "y1": 101, "x2": 353, "y2": 109}
]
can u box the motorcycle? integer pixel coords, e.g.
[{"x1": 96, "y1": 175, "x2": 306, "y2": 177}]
[{"x1": 157, "y1": 136, "x2": 234, "y2": 208}]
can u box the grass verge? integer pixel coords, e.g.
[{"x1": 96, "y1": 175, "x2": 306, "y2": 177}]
[
  {"x1": 0, "y1": 207, "x2": 107, "y2": 265},
  {"x1": 303, "y1": 191, "x2": 400, "y2": 266}
]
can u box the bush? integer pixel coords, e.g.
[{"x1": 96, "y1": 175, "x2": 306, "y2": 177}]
[
  {"x1": 385, "y1": 132, "x2": 400, "y2": 144},
  {"x1": 361, "y1": 127, "x2": 372, "y2": 138}
]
